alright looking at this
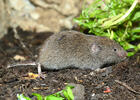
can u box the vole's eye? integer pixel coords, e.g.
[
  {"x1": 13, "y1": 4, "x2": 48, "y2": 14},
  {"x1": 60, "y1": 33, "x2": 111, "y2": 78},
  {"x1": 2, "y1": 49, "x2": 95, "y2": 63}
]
[{"x1": 114, "y1": 48, "x2": 117, "y2": 51}]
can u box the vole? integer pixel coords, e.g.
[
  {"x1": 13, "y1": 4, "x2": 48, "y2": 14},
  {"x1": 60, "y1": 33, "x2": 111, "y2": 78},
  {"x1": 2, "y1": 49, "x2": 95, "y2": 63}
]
[
  {"x1": 8, "y1": 30, "x2": 127, "y2": 77},
  {"x1": 38, "y1": 30, "x2": 127, "y2": 70}
]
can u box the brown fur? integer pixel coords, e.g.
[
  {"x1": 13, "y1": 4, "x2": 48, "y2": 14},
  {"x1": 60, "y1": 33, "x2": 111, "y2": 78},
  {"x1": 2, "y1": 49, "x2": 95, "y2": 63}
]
[{"x1": 39, "y1": 30, "x2": 127, "y2": 70}]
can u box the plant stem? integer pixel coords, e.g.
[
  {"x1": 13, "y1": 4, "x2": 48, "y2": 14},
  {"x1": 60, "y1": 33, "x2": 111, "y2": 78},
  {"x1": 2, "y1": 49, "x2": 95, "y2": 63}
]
[{"x1": 110, "y1": 0, "x2": 138, "y2": 26}]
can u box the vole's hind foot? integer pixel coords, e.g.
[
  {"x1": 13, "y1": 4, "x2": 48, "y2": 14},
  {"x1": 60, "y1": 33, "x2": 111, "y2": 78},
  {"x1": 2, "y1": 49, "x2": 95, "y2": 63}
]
[
  {"x1": 38, "y1": 73, "x2": 46, "y2": 79},
  {"x1": 37, "y1": 63, "x2": 46, "y2": 79},
  {"x1": 7, "y1": 62, "x2": 46, "y2": 79}
]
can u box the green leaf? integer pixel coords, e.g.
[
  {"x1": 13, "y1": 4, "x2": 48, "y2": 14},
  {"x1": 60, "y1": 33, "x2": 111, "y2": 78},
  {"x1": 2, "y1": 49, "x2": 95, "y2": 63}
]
[
  {"x1": 131, "y1": 35, "x2": 140, "y2": 40},
  {"x1": 45, "y1": 95, "x2": 64, "y2": 100},
  {"x1": 32, "y1": 93, "x2": 43, "y2": 100},
  {"x1": 17, "y1": 94, "x2": 31, "y2": 100},
  {"x1": 132, "y1": 11, "x2": 140, "y2": 21},
  {"x1": 127, "y1": 52, "x2": 135, "y2": 56},
  {"x1": 63, "y1": 85, "x2": 74, "y2": 100},
  {"x1": 66, "y1": 87, "x2": 74, "y2": 100},
  {"x1": 137, "y1": 44, "x2": 140, "y2": 49},
  {"x1": 63, "y1": 91, "x2": 69, "y2": 100},
  {"x1": 124, "y1": 42, "x2": 136, "y2": 50},
  {"x1": 131, "y1": 27, "x2": 140, "y2": 33}
]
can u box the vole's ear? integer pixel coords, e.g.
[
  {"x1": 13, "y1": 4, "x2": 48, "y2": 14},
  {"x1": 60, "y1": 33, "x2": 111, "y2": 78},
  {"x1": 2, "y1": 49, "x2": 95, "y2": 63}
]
[{"x1": 91, "y1": 44, "x2": 101, "y2": 53}]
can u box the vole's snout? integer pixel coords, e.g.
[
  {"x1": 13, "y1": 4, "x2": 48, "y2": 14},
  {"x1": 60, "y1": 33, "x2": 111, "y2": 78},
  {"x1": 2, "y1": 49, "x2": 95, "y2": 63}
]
[{"x1": 118, "y1": 50, "x2": 127, "y2": 58}]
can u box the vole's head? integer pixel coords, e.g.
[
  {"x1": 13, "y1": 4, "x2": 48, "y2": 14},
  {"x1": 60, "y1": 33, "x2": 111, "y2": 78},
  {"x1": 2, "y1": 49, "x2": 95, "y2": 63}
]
[{"x1": 90, "y1": 36, "x2": 127, "y2": 66}]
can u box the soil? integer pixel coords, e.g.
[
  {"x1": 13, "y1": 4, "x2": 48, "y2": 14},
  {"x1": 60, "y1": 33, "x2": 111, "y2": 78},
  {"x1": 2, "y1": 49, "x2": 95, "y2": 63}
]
[{"x1": 0, "y1": 28, "x2": 140, "y2": 100}]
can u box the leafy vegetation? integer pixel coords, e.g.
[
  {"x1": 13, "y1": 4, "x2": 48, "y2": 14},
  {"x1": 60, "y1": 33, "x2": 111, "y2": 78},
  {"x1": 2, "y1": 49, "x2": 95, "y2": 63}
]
[
  {"x1": 17, "y1": 85, "x2": 74, "y2": 100},
  {"x1": 74, "y1": 0, "x2": 140, "y2": 56}
]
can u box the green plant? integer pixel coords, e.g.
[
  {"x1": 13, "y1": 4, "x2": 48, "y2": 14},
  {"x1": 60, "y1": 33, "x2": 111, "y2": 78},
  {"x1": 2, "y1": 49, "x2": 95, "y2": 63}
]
[
  {"x1": 17, "y1": 85, "x2": 74, "y2": 100},
  {"x1": 17, "y1": 94, "x2": 31, "y2": 100},
  {"x1": 74, "y1": 0, "x2": 140, "y2": 56},
  {"x1": 45, "y1": 85, "x2": 74, "y2": 100}
]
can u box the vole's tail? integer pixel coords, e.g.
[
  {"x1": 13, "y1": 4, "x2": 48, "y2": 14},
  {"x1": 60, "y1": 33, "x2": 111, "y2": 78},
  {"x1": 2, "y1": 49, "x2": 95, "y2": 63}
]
[{"x1": 7, "y1": 62, "x2": 37, "y2": 68}]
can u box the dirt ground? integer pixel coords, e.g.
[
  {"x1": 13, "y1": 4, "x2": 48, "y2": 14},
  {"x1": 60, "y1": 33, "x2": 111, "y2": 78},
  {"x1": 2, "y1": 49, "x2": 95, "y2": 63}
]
[{"x1": 0, "y1": 28, "x2": 140, "y2": 100}]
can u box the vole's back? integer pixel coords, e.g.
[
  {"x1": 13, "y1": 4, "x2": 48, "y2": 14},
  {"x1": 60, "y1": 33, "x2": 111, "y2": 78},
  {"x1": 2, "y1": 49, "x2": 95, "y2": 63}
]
[{"x1": 39, "y1": 31, "x2": 100, "y2": 70}]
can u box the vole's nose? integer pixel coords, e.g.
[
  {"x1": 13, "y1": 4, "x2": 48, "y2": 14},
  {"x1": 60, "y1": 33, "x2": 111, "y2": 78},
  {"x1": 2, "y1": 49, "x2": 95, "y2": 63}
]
[
  {"x1": 123, "y1": 51, "x2": 127, "y2": 57},
  {"x1": 118, "y1": 51, "x2": 127, "y2": 58}
]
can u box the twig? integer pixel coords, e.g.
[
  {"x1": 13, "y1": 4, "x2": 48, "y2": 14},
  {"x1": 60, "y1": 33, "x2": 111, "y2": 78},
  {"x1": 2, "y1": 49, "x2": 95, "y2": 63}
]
[
  {"x1": 13, "y1": 28, "x2": 33, "y2": 57},
  {"x1": 0, "y1": 48, "x2": 7, "y2": 56},
  {"x1": 115, "y1": 80, "x2": 140, "y2": 95}
]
